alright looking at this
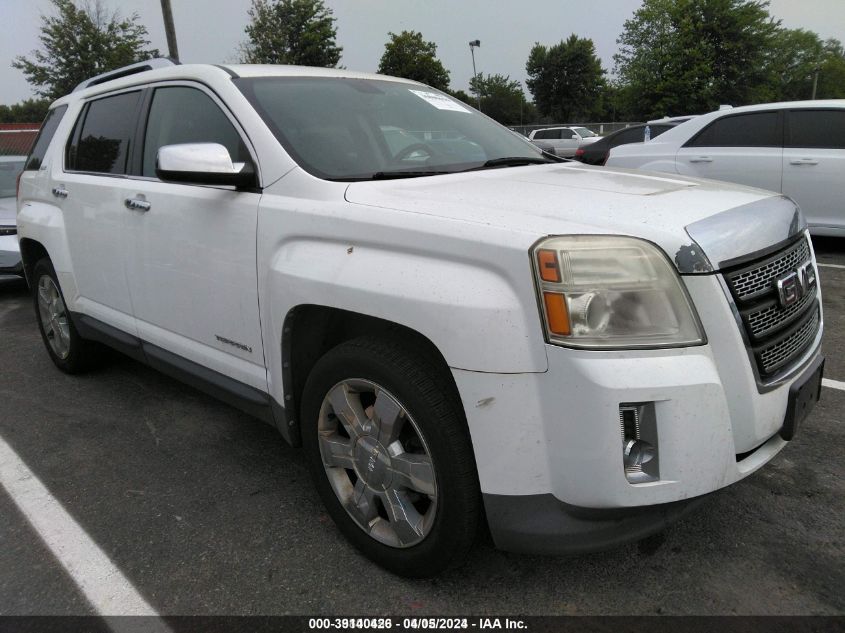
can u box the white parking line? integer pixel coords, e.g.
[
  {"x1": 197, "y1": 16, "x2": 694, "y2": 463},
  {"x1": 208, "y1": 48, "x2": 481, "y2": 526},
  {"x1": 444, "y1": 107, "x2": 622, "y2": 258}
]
[
  {"x1": 823, "y1": 378, "x2": 845, "y2": 392},
  {"x1": 817, "y1": 263, "x2": 845, "y2": 270},
  {"x1": 0, "y1": 433, "x2": 160, "y2": 617}
]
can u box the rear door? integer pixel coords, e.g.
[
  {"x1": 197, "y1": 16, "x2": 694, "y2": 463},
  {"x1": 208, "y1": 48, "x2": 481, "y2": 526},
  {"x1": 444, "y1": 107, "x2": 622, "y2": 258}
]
[
  {"x1": 675, "y1": 110, "x2": 783, "y2": 192},
  {"x1": 121, "y1": 82, "x2": 266, "y2": 390},
  {"x1": 60, "y1": 90, "x2": 144, "y2": 333},
  {"x1": 782, "y1": 108, "x2": 845, "y2": 232}
]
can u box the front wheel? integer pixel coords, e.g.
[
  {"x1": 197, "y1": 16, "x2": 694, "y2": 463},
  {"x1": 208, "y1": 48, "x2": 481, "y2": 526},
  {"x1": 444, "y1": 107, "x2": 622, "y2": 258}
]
[{"x1": 301, "y1": 336, "x2": 480, "y2": 577}]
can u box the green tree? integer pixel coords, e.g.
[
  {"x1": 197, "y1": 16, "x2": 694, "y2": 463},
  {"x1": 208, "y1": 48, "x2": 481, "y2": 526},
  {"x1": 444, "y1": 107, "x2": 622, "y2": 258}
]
[
  {"x1": 377, "y1": 31, "x2": 450, "y2": 91},
  {"x1": 815, "y1": 38, "x2": 845, "y2": 99},
  {"x1": 766, "y1": 28, "x2": 826, "y2": 101},
  {"x1": 241, "y1": 0, "x2": 342, "y2": 67},
  {"x1": 12, "y1": 0, "x2": 158, "y2": 100},
  {"x1": 614, "y1": 0, "x2": 779, "y2": 118},
  {"x1": 525, "y1": 35, "x2": 606, "y2": 122},
  {"x1": 469, "y1": 74, "x2": 530, "y2": 125},
  {"x1": 0, "y1": 99, "x2": 51, "y2": 124}
]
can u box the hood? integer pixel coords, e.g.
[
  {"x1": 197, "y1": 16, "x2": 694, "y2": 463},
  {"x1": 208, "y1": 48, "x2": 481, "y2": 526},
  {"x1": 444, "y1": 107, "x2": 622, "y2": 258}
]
[
  {"x1": 345, "y1": 163, "x2": 797, "y2": 272},
  {"x1": 0, "y1": 197, "x2": 16, "y2": 224}
]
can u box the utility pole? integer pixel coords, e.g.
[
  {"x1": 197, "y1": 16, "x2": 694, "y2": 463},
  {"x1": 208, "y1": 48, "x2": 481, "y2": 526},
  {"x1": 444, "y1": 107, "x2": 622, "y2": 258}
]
[
  {"x1": 160, "y1": 0, "x2": 180, "y2": 62},
  {"x1": 469, "y1": 40, "x2": 481, "y2": 111},
  {"x1": 811, "y1": 67, "x2": 820, "y2": 100}
]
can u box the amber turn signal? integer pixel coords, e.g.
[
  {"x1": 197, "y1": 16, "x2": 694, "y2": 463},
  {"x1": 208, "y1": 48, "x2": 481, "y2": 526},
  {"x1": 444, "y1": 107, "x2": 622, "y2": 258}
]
[
  {"x1": 536, "y1": 249, "x2": 561, "y2": 283},
  {"x1": 543, "y1": 292, "x2": 571, "y2": 336}
]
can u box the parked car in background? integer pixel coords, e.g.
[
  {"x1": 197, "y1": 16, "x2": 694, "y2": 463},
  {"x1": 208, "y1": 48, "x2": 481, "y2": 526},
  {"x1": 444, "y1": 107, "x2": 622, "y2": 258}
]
[
  {"x1": 607, "y1": 100, "x2": 845, "y2": 235},
  {"x1": 574, "y1": 123, "x2": 677, "y2": 165},
  {"x1": 0, "y1": 155, "x2": 26, "y2": 277},
  {"x1": 528, "y1": 126, "x2": 601, "y2": 157}
]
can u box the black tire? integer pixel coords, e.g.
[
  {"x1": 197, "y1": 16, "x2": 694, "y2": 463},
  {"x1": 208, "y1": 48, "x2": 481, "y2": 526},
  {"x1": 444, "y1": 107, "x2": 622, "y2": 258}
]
[
  {"x1": 301, "y1": 335, "x2": 480, "y2": 577},
  {"x1": 32, "y1": 257, "x2": 103, "y2": 373}
]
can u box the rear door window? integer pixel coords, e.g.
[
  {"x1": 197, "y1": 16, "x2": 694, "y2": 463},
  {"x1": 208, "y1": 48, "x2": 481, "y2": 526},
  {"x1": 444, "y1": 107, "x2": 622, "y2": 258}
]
[
  {"x1": 686, "y1": 111, "x2": 781, "y2": 148},
  {"x1": 787, "y1": 110, "x2": 845, "y2": 149},
  {"x1": 24, "y1": 105, "x2": 67, "y2": 171},
  {"x1": 141, "y1": 86, "x2": 250, "y2": 178},
  {"x1": 67, "y1": 91, "x2": 142, "y2": 174}
]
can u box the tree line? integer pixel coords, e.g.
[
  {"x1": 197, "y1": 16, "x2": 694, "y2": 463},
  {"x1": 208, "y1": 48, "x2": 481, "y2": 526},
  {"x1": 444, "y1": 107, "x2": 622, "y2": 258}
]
[{"x1": 6, "y1": 0, "x2": 845, "y2": 126}]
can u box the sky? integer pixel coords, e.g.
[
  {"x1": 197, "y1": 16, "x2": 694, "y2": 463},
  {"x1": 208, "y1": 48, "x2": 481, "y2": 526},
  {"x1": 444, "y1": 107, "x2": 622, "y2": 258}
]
[{"x1": 1, "y1": 0, "x2": 844, "y2": 105}]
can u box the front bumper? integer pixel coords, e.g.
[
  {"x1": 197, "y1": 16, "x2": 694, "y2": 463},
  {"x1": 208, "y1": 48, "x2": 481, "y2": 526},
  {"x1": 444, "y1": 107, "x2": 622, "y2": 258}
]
[
  {"x1": 483, "y1": 493, "x2": 708, "y2": 554},
  {"x1": 0, "y1": 234, "x2": 22, "y2": 275},
  {"x1": 452, "y1": 274, "x2": 822, "y2": 553}
]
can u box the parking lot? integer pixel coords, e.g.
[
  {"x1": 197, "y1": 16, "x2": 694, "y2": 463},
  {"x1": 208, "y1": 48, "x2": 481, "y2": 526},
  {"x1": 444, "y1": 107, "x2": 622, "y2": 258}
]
[{"x1": 0, "y1": 237, "x2": 843, "y2": 616}]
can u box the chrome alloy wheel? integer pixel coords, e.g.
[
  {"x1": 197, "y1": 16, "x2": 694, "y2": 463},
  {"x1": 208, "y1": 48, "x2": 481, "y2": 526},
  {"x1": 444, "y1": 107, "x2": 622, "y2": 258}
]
[
  {"x1": 37, "y1": 275, "x2": 71, "y2": 360},
  {"x1": 318, "y1": 379, "x2": 438, "y2": 548}
]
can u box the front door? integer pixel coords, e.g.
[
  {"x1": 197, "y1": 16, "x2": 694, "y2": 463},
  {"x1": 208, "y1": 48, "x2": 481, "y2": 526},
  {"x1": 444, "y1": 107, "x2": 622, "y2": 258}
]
[
  {"x1": 122, "y1": 83, "x2": 266, "y2": 390},
  {"x1": 675, "y1": 110, "x2": 783, "y2": 192}
]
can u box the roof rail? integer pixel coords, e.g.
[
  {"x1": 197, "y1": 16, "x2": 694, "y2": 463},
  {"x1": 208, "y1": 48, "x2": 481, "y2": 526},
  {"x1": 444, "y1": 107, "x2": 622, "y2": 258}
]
[{"x1": 72, "y1": 57, "x2": 179, "y2": 93}]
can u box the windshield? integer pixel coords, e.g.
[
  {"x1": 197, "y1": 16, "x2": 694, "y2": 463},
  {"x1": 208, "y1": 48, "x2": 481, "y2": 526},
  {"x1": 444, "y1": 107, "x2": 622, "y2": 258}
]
[
  {"x1": 235, "y1": 77, "x2": 548, "y2": 180},
  {"x1": 0, "y1": 159, "x2": 25, "y2": 198},
  {"x1": 573, "y1": 127, "x2": 597, "y2": 138}
]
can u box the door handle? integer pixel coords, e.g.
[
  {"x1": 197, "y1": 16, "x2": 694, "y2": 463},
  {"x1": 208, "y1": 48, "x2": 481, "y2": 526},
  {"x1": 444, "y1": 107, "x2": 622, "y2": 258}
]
[
  {"x1": 689, "y1": 156, "x2": 713, "y2": 163},
  {"x1": 51, "y1": 187, "x2": 68, "y2": 199},
  {"x1": 124, "y1": 197, "x2": 151, "y2": 212},
  {"x1": 789, "y1": 158, "x2": 818, "y2": 166}
]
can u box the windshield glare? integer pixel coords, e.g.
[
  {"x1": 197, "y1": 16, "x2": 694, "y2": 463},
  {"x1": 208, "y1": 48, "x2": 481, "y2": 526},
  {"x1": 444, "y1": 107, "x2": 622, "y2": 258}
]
[
  {"x1": 573, "y1": 127, "x2": 596, "y2": 137},
  {"x1": 235, "y1": 77, "x2": 546, "y2": 180}
]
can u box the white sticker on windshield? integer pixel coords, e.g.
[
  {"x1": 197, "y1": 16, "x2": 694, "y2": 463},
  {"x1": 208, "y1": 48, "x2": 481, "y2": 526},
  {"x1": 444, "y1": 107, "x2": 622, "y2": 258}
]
[{"x1": 409, "y1": 89, "x2": 470, "y2": 113}]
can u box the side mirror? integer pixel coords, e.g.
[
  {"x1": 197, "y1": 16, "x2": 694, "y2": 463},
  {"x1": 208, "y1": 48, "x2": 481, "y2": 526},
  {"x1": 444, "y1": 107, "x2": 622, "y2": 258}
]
[{"x1": 155, "y1": 143, "x2": 257, "y2": 188}]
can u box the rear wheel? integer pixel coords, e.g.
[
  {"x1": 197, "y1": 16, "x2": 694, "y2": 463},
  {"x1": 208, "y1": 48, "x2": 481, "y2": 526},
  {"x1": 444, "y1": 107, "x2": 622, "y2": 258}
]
[
  {"x1": 301, "y1": 336, "x2": 480, "y2": 577},
  {"x1": 32, "y1": 258, "x2": 102, "y2": 373}
]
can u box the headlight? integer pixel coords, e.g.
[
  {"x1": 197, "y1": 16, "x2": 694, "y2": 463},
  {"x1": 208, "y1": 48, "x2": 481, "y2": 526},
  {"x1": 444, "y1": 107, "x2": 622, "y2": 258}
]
[{"x1": 532, "y1": 235, "x2": 705, "y2": 349}]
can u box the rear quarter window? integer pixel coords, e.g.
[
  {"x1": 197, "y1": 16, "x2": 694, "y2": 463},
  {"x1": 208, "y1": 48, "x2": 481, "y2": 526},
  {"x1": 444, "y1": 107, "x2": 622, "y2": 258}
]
[{"x1": 24, "y1": 105, "x2": 68, "y2": 171}]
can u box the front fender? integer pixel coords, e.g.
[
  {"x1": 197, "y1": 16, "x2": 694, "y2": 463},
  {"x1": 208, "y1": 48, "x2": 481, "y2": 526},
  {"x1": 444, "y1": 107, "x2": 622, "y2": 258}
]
[
  {"x1": 257, "y1": 180, "x2": 550, "y2": 406},
  {"x1": 264, "y1": 237, "x2": 547, "y2": 373}
]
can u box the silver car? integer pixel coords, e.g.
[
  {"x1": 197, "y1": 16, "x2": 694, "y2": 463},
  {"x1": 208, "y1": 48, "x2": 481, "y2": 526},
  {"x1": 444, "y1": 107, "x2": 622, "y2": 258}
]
[
  {"x1": 0, "y1": 155, "x2": 25, "y2": 276},
  {"x1": 528, "y1": 126, "x2": 601, "y2": 157}
]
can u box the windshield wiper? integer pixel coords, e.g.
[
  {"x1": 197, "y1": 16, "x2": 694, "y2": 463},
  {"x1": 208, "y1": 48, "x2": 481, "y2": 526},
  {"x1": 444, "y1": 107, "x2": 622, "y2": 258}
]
[
  {"x1": 369, "y1": 170, "x2": 452, "y2": 180},
  {"x1": 461, "y1": 156, "x2": 561, "y2": 172}
]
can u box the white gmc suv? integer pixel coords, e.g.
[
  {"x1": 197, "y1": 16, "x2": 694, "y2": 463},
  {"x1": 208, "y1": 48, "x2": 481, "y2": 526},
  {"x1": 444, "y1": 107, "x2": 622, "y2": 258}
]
[{"x1": 17, "y1": 60, "x2": 825, "y2": 577}]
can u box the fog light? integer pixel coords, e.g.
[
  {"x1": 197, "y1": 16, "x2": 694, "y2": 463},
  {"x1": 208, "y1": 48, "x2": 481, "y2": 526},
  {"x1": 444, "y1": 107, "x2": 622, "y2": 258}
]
[
  {"x1": 623, "y1": 439, "x2": 655, "y2": 469},
  {"x1": 620, "y1": 403, "x2": 659, "y2": 484}
]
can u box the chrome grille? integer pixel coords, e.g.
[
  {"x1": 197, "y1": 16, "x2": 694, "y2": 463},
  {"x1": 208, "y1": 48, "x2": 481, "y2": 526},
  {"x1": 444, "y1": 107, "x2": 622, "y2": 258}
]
[
  {"x1": 722, "y1": 235, "x2": 820, "y2": 381},
  {"x1": 759, "y1": 309, "x2": 820, "y2": 375},
  {"x1": 745, "y1": 286, "x2": 814, "y2": 339},
  {"x1": 726, "y1": 238, "x2": 810, "y2": 301}
]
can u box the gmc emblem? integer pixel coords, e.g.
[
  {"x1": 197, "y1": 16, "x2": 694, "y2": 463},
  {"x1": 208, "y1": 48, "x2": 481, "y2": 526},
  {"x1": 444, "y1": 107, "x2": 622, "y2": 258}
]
[{"x1": 776, "y1": 262, "x2": 817, "y2": 308}]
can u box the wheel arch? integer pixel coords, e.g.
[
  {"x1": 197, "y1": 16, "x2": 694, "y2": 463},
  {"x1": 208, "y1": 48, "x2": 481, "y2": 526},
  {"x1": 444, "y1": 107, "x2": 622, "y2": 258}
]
[
  {"x1": 19, "y1": 238, "x2": 50, "y2": 286},
  {"x1": 280, "y1": 304, "x2": 462, "y2": 448}
]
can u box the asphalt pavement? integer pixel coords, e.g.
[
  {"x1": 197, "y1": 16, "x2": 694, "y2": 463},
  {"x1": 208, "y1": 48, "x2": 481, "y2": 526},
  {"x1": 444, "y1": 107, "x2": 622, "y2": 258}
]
[{"x1": 0, "y1": 237, "x2": 843, "y2": 616}]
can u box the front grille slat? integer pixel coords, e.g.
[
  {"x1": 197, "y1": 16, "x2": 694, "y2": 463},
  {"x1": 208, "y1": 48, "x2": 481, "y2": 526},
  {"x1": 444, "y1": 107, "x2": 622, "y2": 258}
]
[
  {"x1": 726, "y1": 239, "x2": 810, "y2": 301},
  {"x1": 757, "y1": 309, "x2": 819, "y2": 375},
  {"x1": 744, "y1": 287, "x2": 815, "y2": 340},
  {"x1": 722, "y1": 235, "x2": 820, "y2": 381}
]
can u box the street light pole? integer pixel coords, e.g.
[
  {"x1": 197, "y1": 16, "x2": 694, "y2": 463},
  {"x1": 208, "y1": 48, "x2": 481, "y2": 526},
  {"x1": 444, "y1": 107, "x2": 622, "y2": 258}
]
[
  {"x1": 160, "y1": 0, "x2": 180, "y2": 62},
  {"x1": 469, "y1": 40, "x2": 481, "y2": 111},
  {"x1": 812, "y1": 66, "x2": 820, "y2": 100}
]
